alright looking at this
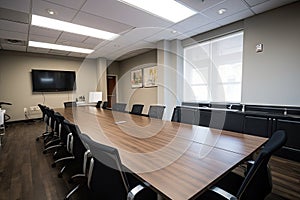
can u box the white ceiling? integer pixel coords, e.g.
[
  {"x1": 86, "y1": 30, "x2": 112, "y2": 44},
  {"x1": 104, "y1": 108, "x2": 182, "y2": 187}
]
[{"x1": 0, "y1": 0, "x2": 297, "y2": 61}]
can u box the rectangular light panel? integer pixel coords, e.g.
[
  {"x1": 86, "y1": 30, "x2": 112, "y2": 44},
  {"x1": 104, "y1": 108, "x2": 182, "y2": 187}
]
[
  {"x1": 118, "y1": 0, "x2": 196, "y2": 23},
  {"x1": 31, "y1": 15, "x2": 119, "y2": 40},
  {"x1": 29, "y1": 41, "x2": 94, "y2": 54}
]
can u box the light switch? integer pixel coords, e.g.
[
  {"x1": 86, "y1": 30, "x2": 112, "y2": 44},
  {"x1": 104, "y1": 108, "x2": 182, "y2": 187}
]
[{"x1": 256, "y1": 43, "x2": 263, "y2": 53}]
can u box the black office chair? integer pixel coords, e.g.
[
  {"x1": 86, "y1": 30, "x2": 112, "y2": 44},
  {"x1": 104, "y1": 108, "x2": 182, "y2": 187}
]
[
  {"x1": 102, "y1": 101, "x2": 108, "y2": 109},
  {"x1": 112, "y1": 103, "x2": 127, "y2": 112},
  {"x1": 196, "y1": 130, "x2": 287, "y2": 200},
  {"x1": 147, "y1": 105, "x2": 165, "y2": 119},
  {"x1": 52, "y1": 120, "x2": 86, "y2": 178},
  {"x1": 171, "y1": 107, "x2": 200, "y2": 125},
  {"x1": 130, "y1": 104, "x2": 144, "y2": 115},
  {"x1": 95, "y1": 101, "x2": 102, "y2": 108},
  {"x1": 36, "y1": 104, "x2": 50, "y2": 141},
  {"x1": 64, "y1": 101, "x2": 77, "y2": 108},
  {"x1": 171, "y1": 107, "x2": 179, "y2": 122},
  {"x1": 43, "y1": 112, "x2": 65, "y2": 154},
  {"x1": 64, "y1": 132, "x2": 92, "y2": 200},
  {"x1": 79, "y1": 133, "x2": 157, "y2": 200}
]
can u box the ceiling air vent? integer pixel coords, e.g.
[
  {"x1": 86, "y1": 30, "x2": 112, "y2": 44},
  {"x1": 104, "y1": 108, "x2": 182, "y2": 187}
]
[{"x1": 5, "y1": 39, "x2": 26, "y2": 46}]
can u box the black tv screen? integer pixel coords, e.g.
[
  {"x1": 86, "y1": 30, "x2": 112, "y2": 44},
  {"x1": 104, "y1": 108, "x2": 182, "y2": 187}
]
[{"x1": 31, "y1": 69, "x2": 76, "y2": 92}]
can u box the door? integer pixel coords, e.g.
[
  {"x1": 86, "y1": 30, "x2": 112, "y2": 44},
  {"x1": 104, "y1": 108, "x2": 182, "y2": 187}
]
[{"x1": 107, "y1": 75, "x2": 116, "y2": 108}]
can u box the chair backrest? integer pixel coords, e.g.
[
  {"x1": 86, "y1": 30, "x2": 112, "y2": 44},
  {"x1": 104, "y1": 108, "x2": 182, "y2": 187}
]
[
  {"x1": 63, "y1": 120, "x2": 86, "y2": 160},
  {"x1": 112, "y1": 103, "x2": 127, "y2": 112},
  {"x1": 80, "y1": 134, "x2": 130, "y2": 199},
  {"x1": 172, "y1": 107, "x2": 200, "y2": 125},
  {"x1": 102, "y1": 101, "x2": 108, "y2": 109},
  {"x1": 96, "y1": 101, "x2": 102, "y2": 108},
  {"x1": 53, "y1": 112, "x2": 65, "y2": 137},
  {"x1": 148, "y1": 105, "x2": 165, "y2": 119},
  {"x1": 236, "y1": 130, "x2": 287, "y2": 199},
  {"x1": 38, "y1": 104, "x2": 47, "y2": 120},
  {"x1": 0, "y1": 110, "x2": 6, "y2": 126},
  {"x1": 130, "y1": 104, "x2": 144, "y2": 115},
  {"x1": 64, "y1": 101, "x2": 77, "y2": 108},
  {"x1": 171, "y1": 107, "x2": 179, "y2": 122}
]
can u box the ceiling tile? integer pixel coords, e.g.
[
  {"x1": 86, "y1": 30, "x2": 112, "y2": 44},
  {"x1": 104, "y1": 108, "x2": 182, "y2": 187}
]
[
  {"x1": 83, "y1": 37, "x2": 104, "y2": 47},
  {"x1": 250, "y1": 0, "x2": 298, "y2": 14},
  {"x1": 29, "y1": 26, "x2": 62, "y2": 39},
  {"x1": 0, "y1": 0, "x2": 31, "y2": 13},
  {"x1": 171, "y1": 13, "x2": 213, "y2": 34},
  {"x1": 179, "y1": 0, "x2": 227, "y2": 12},
  {"x1": 0, "y1": 29, "x2": 28, "y2": 40},
  {"x1": 0, "y1": 19, "x2": 29, "y2": 33},
  {"x1": 48, "y1": 49, "x2": 70, "y2": 55},
  {"x1": 27, "y1": 46, "x2": 50, "y2": 53},
  {"x1": 202, "y1": 0, "x2": 249, "y2": 21},
  {"x1": 1, "y1": 43, "x2": 26, "y2": 51},
  {"x1": 32, "y1": 0, "x2": 77, "y2": 21},
  {"x1": 57, "y1": 32, "x2": 87, "y2": 43},
  {"x1": 108, "y1": 41, "x2": 156, "y2": 61},
  {"x1": 68, "y1": 52, "x2": 88, "y2": 58},
  {"x1": 143, "y1": 28, "x2": 183, "y2": 43},
  {"x1": 244, "y1": 0, "x2": 269, "y2": 7},
  {"x1": 72, "y1": 11, "x2": 133, "y2": 34},
  {"x1": 217, "y1": 9, "x2": 254, "y2": 25},
  {"x1": 56, "y1": 40, "x2": 95, "y2": 49},
  {"x1": 183, "y1": 22, "x2": 221, "y2": 39},
  {"x1": 43, "y1": 0, "x2": 86, "y2": 10},
  {"x1": 29, "y1": 34, "x2": 57, "y2": 43},
  {"x1": 81, "y1": 0, "x2": 172, "y2": 28},
  {"x1": 121, "y1": 27, "x2": 165, "y2": 43}
]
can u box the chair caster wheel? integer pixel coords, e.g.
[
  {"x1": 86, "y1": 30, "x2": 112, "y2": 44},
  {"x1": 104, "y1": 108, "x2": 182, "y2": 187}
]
[
  {"x1": 51, "y1": 163, "x2": 56, "y2": 168},
  {"x1": 58, "y1": 173, "x2": 62, "y2": 178}
]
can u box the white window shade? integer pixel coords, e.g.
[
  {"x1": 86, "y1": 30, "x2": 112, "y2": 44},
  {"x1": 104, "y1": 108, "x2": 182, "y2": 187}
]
[
  {"x1": 89, "y1": 92, "x2": 102, "y2": 103},
  {"x1": 183, "y1": 31, "x2": 243, "y2": 103}
]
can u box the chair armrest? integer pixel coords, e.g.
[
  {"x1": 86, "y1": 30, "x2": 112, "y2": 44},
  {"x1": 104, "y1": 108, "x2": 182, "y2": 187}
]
[
  {"x1": 209, "y1": 186, "x2": 237, "y2": 200},
  {"x1": 127, "y1": 184, "x2": 145, "y2": 200}
]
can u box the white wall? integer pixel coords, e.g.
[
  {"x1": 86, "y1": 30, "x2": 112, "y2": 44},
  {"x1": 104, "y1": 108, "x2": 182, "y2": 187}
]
[
  {"x1": 182, "y1": 2, "x2": 300, "y2": 107},
  {"x1": 0, "y1": 51, "x2": 98, "y2": 121}
]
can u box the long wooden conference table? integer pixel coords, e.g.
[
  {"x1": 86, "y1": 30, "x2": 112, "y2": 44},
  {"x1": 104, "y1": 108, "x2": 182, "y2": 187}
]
[{"x1": 56, "y1": 106, "x2": 267, "y2": 200}]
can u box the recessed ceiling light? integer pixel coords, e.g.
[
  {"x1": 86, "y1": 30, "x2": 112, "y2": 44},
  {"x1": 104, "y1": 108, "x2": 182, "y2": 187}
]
[
  {"x1": 28, "y1": 41, "x2": 94, "y2": 54},
  {"x1": 31, "y1": 15, "x2": 119, "y2": 40},
  {"x1": 171, "y1": 30, "x2": 177, "y2": 34},
  {"x1": 218, "y1": 8, "x2": 227, "y2": 15},
  {"x1": 118, "y1": 0, "x2": 196, "y2": 23},
  {"x1": 46, "y1": 9, "x2": 55, "y2": 15}
]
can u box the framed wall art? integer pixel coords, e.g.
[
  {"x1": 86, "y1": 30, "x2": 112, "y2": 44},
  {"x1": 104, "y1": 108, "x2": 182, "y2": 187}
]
[
  {"x1": 143, "y1": 66, "x2": 157, "y2": 87},
  {"x1": 130, "y1": 69, "x2": 143, "y2": 88}
]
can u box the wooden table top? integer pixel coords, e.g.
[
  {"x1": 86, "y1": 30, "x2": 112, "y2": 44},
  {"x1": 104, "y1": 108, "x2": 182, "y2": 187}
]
[{"x1": 56, "y1": 106, "x2": 267, "y2": 199}]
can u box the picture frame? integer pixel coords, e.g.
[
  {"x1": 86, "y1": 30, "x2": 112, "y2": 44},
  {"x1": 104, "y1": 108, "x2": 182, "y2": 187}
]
[
  {"x1": 130, "y1": 69, "x2": 143, "y2": 88},
  {"x1": 143, "y1": 66, "x2": 157, "y2": 87}
]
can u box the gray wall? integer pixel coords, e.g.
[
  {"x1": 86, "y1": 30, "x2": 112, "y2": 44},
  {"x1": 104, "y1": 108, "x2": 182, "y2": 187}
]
[
  {"x1": 242, "y1": 2, "x2": 300, "y2": 106},
  {"x1": 183, "y1": 2, "x2": 300, "y2": 107},
  {"x1": 115, "y1": 49, "x2": 157, "y2": 114},
  {"x1": 0, "y1": 51, "x2": 98, "y2": 121}
]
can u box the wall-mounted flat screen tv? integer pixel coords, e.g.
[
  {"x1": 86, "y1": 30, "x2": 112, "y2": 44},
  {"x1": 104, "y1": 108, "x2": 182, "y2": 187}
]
[{"x1": 31, "y1": 69, "x2": 76, "y2": 92}]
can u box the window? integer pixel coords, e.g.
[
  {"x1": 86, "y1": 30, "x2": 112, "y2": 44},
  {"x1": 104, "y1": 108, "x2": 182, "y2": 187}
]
[{"x1": 183, "y1": 31, "x2": 243, "y2": 103}]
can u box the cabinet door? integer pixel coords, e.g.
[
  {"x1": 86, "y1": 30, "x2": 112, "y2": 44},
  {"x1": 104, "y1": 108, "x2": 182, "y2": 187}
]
[
  {"x1": 276, "y1": 119, "x2": 300, "y2": 150},
  {"x1": 244, "y1": 116, "x2": 269, "y2": 137}
]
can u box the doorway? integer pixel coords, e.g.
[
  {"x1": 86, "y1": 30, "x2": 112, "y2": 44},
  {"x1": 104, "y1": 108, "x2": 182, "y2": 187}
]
[{"x1": 107, "y1": 75, "x2": 117, "y2": 108}]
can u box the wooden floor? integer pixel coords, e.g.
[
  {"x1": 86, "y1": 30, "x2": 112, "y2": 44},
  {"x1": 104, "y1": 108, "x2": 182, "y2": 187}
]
[{"x1": 0, "y1": 121, "x2": 299, "y2": 200}]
